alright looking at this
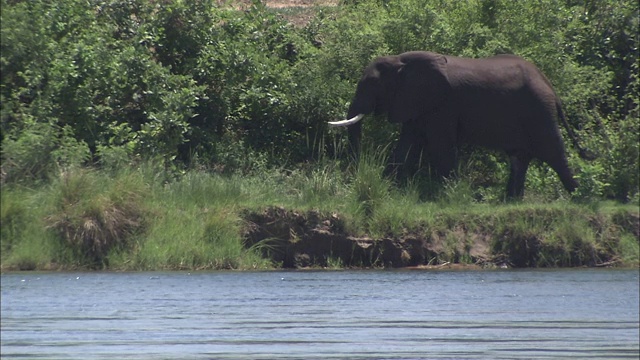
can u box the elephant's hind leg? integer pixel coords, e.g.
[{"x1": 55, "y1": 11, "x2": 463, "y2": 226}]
[
  {"x1": 546, "y1": 157, "x2": 579, "y2": 194},
  {"x1": 506, "y1": 152, "x2": 532, "y2": 199}
]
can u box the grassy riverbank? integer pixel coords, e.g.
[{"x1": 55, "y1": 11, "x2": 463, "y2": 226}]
[
  {"x1": 2, "y1": 158, "x2": 638, "y2": 271},
  {"x1": 1, "y1": 1, "x2": 638, "y2": 270}
]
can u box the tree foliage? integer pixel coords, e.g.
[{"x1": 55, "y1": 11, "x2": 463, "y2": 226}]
[{"x1": 1, "y1": 0, "x2": 637, "y2": 201}]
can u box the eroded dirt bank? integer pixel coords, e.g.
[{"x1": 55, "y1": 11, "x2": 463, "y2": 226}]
[
  {"x1": 242, "y1": 207, "x2": 451, "y2": 268},
  {"x1": 242, "y1": 206, "x2": 639, "y2": 269}
]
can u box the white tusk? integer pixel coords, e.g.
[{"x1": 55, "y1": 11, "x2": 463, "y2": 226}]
[{"x1": 328, "y1": 114, "x2": 365, "y2": 127}]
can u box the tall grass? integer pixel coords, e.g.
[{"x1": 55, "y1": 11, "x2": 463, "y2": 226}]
[
  {"x1": 124, "y1": 171, "x2": 273, "y2": 270},
  {"x1": 349, "y1": 146, "x2": 392, "y2": 219},
  {"x1": 1, "y1": 155, "x2": 638, "y2": 270},
  {"x1": 123, "y1": 207, "x2": 269, "y2": 270},
  {"x1": 1, "y1": 187, "x2": 60, "y2": 270}
]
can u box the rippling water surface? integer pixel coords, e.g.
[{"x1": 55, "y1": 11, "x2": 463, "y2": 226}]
[{"x1": 2, "y1": 269, "x2": 638, "y2": 359}]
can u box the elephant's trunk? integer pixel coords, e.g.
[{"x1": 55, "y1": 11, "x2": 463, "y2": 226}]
[
  {"x1": 328, "y1": 113, "x2": 365, "y2": 160},
  {"x1": 347, "y1": 121, "x2": 362, "y2": 160}
]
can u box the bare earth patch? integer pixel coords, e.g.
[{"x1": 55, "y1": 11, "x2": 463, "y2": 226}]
[
  {"x1": 263, "y1": 0, "x2": 339, "y2": 8},
  {"x1": 242, "y1": 207, "x2": 495, "y2": 269},
  {"x1": 221, "y1": 0, "x2": 339, "y2": 26},
  {"x1": 242, "y1": 206, "x2": 637, "y2": 269}
]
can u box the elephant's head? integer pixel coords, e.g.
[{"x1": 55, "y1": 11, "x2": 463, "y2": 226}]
[{"x1": 329, "y1": 51, "x2": 451, "y2": 154}]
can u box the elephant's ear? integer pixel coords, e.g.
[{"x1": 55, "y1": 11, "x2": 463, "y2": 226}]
[{"x1": 389, "y1": 52, "x2": 450, "y2": 123}]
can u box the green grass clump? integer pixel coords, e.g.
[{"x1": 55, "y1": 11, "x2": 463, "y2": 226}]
[
  {"x1": 128, "y1": 208, "x2": 266, "y2": 270},
  {"x1": 1, "y1": 189, "x2": 28, "y2": 257},
  {"x1": 44, "y1": 169, "x2": 147, "y2": 267},
  {"x1": 349, "y1": 146, "x2": 393, "y2": 222},
  {"x1": 106, "y1": 169, "x2": 274, "y2": 270},
  {"x1": 1, "y1": 188, "x2": 58, "y2": 270}
]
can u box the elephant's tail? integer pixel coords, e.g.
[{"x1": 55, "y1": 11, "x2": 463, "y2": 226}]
[{"x1": 557, "y1": 101, "x2": 595, "y2": 160}]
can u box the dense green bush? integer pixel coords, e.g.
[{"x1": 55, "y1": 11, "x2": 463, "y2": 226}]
[{"x1": 1, "y1": 0, "x2": 637, "y2": 201}]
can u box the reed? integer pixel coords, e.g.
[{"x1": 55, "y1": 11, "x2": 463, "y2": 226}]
[{"x1": 1, "y1": 158, "x2": 638, "y2": 271}]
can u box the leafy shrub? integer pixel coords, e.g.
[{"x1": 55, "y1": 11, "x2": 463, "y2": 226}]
[
  {"x1": 1, "y1": 119, "x2": 90, "y2": 184},
  {"x1": 1, "y1": 0, "x2": 637, "y2": 201}
]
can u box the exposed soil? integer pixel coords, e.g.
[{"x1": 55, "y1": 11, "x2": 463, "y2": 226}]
[
  {"x1": 242, "y1": 206, "x2": 495, "y2": 269},
  {"x1": 227, "y1": 0, "x2": 338, "y2": 8},
  {"x1": 262, "y1": 0, "x2": 338, "y2": 8},
  {"x1": 242, "y1": 206, "x2": 639, "y2": 269},
  {"x1": 223, "y1": 0, "x2": 339, "y2": 27}
]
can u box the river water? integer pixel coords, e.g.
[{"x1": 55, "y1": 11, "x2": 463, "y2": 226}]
[{"x1": 1, "y1": 269, "x2": 638, "y2": 359}]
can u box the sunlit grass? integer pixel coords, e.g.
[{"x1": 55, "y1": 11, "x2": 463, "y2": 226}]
[
  {"x1": 1, "y1": 153, "x2": 638, "y2": 270},
  {"x1": 122, "y1": 206, "x2": 271, "y2": 270},
  {"x1": 1, "y1": 186, "x2": 66, "y2": 270}
]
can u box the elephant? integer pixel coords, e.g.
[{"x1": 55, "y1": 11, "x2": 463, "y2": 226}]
[{"x1": 329, "y1": 51, "x2": 591, "y2": 199}]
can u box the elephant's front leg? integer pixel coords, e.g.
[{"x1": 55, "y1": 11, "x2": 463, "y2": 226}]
[
  {"x1": 384, "y1": 125, "x2": 425, "y2": 180},
  {"x1": 426, "y1": 126, "x2": 457, "y2": 179},
  {"x1": 506, "y1": 152, "x2": 532, "y2": 199}
]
